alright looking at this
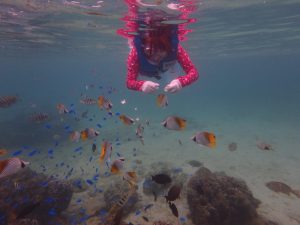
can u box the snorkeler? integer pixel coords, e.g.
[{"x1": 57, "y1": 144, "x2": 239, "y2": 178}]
[{"x1": 118, "y1": 0, "x2": 199, "y2": 93}]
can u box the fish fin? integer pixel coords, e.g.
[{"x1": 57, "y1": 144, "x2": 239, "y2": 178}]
[
  {"x1": 161, "y1": 121, "x2": 167, "y2": 127},
  {"x1": 292, "y1": 189, "x2": 300, "y2": 198},
  {"x1": 190, "y1": 135, "x2": 196, "y2": 142},
  {"x1": 175, "y1": 117, "x2": 186, "y2": 129},
  {"x1": 111, "y1": 164, "x2": 119, "y2": 174}
]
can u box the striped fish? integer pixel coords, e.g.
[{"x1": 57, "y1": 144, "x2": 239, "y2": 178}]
[
  {"x1": 0, "y1": 157, "x2": 30, "y2": 179},
  {"x1": 0, "y1": 95, "x2": 18, "y2": 108},
  {"x1": 80, "y1": 97, "x2": 97, "y2": 105},
  {"x1": 30, "y1": 112, "x2": 49, "y2": 122}
]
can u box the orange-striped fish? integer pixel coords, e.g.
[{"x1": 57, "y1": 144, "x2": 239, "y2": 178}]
[
  {"x1": 0, "y1": 148, "x2": 8, "y2": 156},
  {"x1": 157, "y1": 94, "x2": 168, "y2": 108},
  {"x1": 191, "y1": 131, "x2": 216, "y2": 148},
  {"x1": 56, "y1": 103, "x2": 69, "y2": 114},
  {"x1": 161, "y1": 116, "x2": 186, "y2": 130},
  {"x1": 98, "y1": 96, "x2": 113, "y2": 111},
  {"x1": 100, "y1": 141, "x2": 112, "y2": 163},
  {"x1": 30, "y1": 112, "x2": 49, "y2": 122},
  {"x1": 111, "y1": 157, "x2": 125, "y2": 174},
  {"x1": 0, "y1": 95, "x2": 18, "y2": 108},
  {"x1": 80, "y1": 97, "x2": 97, "y2": 105},
  {"x1": 0, "y1": 158, "x2": 30, "y2": 179},
  {"x1": 119, "y1": 114, "x2": 134, "y2": 125}
]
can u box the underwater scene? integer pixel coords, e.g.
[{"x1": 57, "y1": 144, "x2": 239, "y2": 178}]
[{"x1": 1, "y1": 0, "x2": 300, "y2": 225}]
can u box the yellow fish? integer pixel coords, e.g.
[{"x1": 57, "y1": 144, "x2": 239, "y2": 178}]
[
  {"x1": 191, "y1": 131, "x2": 216, "y2": 148},
  {"x1": 119, "y1": 114, "x2": 134, "y2": 125}
]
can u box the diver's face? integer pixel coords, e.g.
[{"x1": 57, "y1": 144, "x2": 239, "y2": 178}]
[{"x1": 144, "y1": 47, "x2": 167, "y2": 64}]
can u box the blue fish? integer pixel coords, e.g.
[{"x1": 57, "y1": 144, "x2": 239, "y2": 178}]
[
  {"x1": 96, "y1": 123, "x2": 102, "y2": 128},
  {"x1": 99, "y1": 209, "x2": 108, "y2": 217},
  {"x1": 135, "y1": 210, "x2": 141, "y2": 216},
  {"x1": 116, "y1": 142, "x2": 121, "y2": 146},
  {"x1": 28, "y1": 150, "x2": 37, "y2": 157},
  {"x1": 74, "y1": 146, "x2": 82, "y2": 152},
  {"x1": 89, "y1": 156, "x2": 93, "y2": 162},
  {"x1": 115, "y1": 112, "x2": 120, "y2": 116},
  {"x1": 41, "y1": 181, "x2": 48, "y2": 187},
  {"x1": 180, "y1": 216, "x2": 187, "y2": 222},
  {"x1": 45, "y1": 197, "x2": 55, "y2": 204},
  {"x1": 48, "y1": 149, "x2": 54, "y2": 155},
  {"x1": 116, "y1": 152, "x2": 121, "y2": 157},
  {"x1": 45, "y1": 124, "x2": 52, "y2": 129},
  {"x1": 48, "y1": 208, "x2": 57, "y2": 216},
  {"x1": 64, "y1": 125, "x2": 70, "y2": 130},
  {"x1": 86, "y1": 179, "x2": 93, "y2": 185},
  {"x1": 12, "y1": 150, "x2": 22, "y2": 156}
]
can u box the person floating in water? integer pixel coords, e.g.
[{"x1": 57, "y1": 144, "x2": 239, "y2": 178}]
[{"x1": 117, "y1": 0, "x2": 199, "y2": 93}]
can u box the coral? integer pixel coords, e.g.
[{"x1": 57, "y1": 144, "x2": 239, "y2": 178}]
[
  {"x1": 0, "y1": 168, "x2": 73, "y2": 225},
  {"x1": 187, "y1": 167, "x2": 260, "y2": 225}
]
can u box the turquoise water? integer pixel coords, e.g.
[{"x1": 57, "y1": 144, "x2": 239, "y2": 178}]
[{"x1": 1, "y1": 1, "x2": 300, "y2": 225}]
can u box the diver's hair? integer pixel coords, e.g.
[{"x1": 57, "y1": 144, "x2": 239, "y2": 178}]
[{"x1": 141, "y1": 22, "x2": 174, "y2": 56}]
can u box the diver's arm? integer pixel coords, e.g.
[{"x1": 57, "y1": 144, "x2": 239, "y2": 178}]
[
  {"x1": 126, "y1": 47, "x2": 145, "y2": 91},
  {"x1": 176, "y1": 44, "x2": 199, "y2": 87}
]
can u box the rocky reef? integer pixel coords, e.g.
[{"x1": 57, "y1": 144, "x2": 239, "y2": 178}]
[
  {"x1": 187, "y1": 167, "x2": 261, "y2": 225},
  {"x1": 0, "y1": 168, "x2": 72, "y2": 225}
]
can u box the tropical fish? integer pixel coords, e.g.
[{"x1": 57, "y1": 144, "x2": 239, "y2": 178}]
[
  {"x1": 157, "y1": 94, "x2": 168, "y2": 107},
  {"x1": 266, "y1": 181, "x2": 300, "y2": 198},
  {"x1": 161, "y1": 116, "x2": 186, "y2": 130},
  {"x1": 0, "y1": 157, "x2": 30, "y2": 179},
  {"x1": 191, "y1": 131, "x2": 216, "y2": 148},
  {"x1": 123, "y1": 171, "x2": 137, "y2": 185},
  {"x1": 152, "y1": 173, "x2": 172, "y2": 185},
  {"x1": 119, "y1": 114, "x2": 134, "y2": 125},
  {"x1": 111, "y1": 157, "x2": 125, "y2": 174},
  {"x1": 0, "y1": 148, "x2": 8, "y2": 156},
  {"x1": 165, "y1": 184, "x2": 181, "y2": 202},
  {"x1": 81, "y1": 128, "x2": 99, "y2": 140},
  {"x1": 0, "y1": 95, "x2": 18, "y2": 108},
  {"x1": 168, "y1": 202, "x2": 178, "y2": 217},
  {"x1": 92, "y1": 143, "x2": 97, "y2": 152},
  {"x1": 100, "y1": 141, "x2": 112, "y2": 163},
  {"x1": 135, "y1": 124, "x2": 144, "y2": 145},
  {"x1": 70, "y1": 131, "x2": 80, "y2": 142},
  {"x1": 56, "y1": 103, "x2": 69, "y2": 114},
  {"x1": 80, "y1": 97, "x2": 97, "y2": 105},
  {"x1": 30, "y1": 112, "x2": 49, "y2": 122},
  {"x1": 257, "y1": 142, "x2": 273, "y2": 151},
  {"x1": 98, "y1": 96, "x2": 113, "y2": 111}
]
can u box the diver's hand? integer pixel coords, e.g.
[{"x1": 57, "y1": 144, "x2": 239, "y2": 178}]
[
  {"x1": 141, "y1": 81, "x2": 160, "y2": 93},
  {"x1": 164, "y1": 79, "x2": 182, "y2": 93}
]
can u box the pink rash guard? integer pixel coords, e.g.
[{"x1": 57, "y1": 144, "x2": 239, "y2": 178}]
[{"x1": 126, "y1": 44, "x2": 199, "y2": 91}]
